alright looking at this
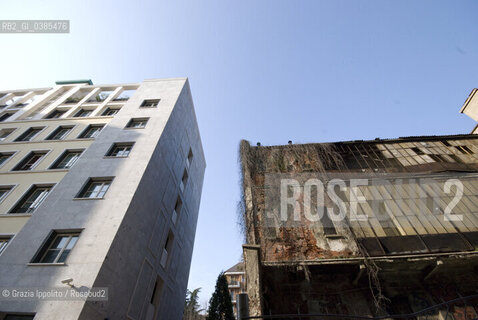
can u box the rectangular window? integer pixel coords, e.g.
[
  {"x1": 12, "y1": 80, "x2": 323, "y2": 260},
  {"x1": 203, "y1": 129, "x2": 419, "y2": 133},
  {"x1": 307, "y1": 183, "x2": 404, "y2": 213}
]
[
  {"x1": 125, "y1": 118, "x2": 148, "y2": 129},
  {"x1": 0, "y1": 186, "x2": 13, "y2": 202},
  {"x1": 0, "y1": 152, "x2": 14, "y2": 167},
  {"x1": 101, "y1": 108, "x2": 120, "y2": 116},
  {"x1": 0, "y1": 237, "x2": 11, "y2": 255},
  {"x1": 0, "y1": 128, "x2": 15, "y2": 141},
  {"x1": 15, "y1": 127, "x2": 44, "y2": 142},
  {"x1": 45, "y1": 109, "x2": 66, "y2": 119},
  {"x1": 187, "y1": 148, "x2": 193, "y2": 168},
  {"x1": 50, "y1": 150, "x2": 83, "y2": 169},
  {"x1": 78, "y1": 124, "x2": 104, "y2": 138},
  {"x1": 32, "y1": 231, "x2": 80, "y2": 264},
  {"x1": 73, "y1": 109, "x2": 93, "y2": 117},
  {"x1": 3, "y1": 315, "x2": 35, "y2": 320},
  {"x1": 10, "y1": 185, "x2": 53, "y2": 213},
  {"x1": 140, "y1": 99, "x2": 160, "y2": 108},
  {"x1": 150, "y1": 276, "x2": 164, "y2": 308},
  {"x1": 106, "y1": 142, "x2": 133, "y2": 157},
  {"x1": 160, "y1": 231, "x2": 174, "y2": 269},
  {"x1": 172, "y1": 196, "x2": 182, "y2": 224},
  {"x1": 13, "y1": 151, "x2": 47, "y2": 171},
  {"x1": 46, "y1": 126, "x2": 73, "y2": 140},
  {"x1": 180, "y1": 169, "x2": 188, "y2": 192},
  {"x1": 0, "y1": 113, "x2": 14, "y2": 122},
  {"x1": 77, "y1": 177, "x2": 113, "y2": 199}
]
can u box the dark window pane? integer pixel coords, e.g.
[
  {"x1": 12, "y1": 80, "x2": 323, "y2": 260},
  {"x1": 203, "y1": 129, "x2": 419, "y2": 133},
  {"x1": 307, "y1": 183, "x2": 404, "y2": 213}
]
[{"x1": 42, "y1": 249, "x2": 60, "y2": 263}]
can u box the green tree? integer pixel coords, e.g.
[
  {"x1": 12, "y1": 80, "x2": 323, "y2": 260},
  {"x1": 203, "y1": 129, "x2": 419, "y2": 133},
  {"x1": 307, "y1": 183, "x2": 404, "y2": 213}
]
[
  {"x1": 183, "y1": 288, "x2": 204, "y2": 320},
  {"x1": 206, "y1": 273, "x2": 234, "y2": 320}
]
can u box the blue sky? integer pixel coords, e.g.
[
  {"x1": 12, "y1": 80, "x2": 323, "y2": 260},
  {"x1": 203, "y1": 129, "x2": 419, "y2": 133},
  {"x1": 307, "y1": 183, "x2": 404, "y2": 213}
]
[{"x1": 1, "y1": 0, "x2": 478, "y2": 305}]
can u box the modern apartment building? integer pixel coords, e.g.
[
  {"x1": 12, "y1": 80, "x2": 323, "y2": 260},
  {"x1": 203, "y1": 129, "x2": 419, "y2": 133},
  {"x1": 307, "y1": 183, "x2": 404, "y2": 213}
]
[
  {"x1": 0, "y1": 78, "x2": 205, "y2": 319},
  {"x1": 239, "y1": 90, "x2": 478, "y2": 318},
  {"x1": 224, "y1": 262, "x2": 246, "y2": 316}
]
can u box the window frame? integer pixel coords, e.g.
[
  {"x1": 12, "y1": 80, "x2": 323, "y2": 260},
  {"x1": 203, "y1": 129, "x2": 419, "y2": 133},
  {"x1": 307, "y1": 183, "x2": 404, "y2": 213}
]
[
  {"x1": 77, "y1": 124, "x2": 105, "y2": 139},
  {"x1": 105, "y1": 142, "x2": 134, "y2": 158},
  {"x1": 45, "y1": 125, "x2": 74, "y2": 141},
  {"x1": 172, "y1": 195, "x2": 182, "y2": 224},
  {"x1": 0, "y1": 235, "x2": 13, "y2": 256},
  {"x1": 73, "y1": 108, "x2": 93, "y2": 118},
  {"x1": 0, "y1": 152, "x2": 15, "y2": 168},
  {"x1": 160, "y1": 231, "x2": 174, "y2": 269},
  {"x1": 125, "y1": 118, "x2": 149, "y2": 129},
  {"x1": 44, "y1": 109, "x2": 66, "y2": 119},
  {"x1": 76, "y1": 177, "x2": 114, "y2": 199},
  {"x1": 10, "y1": 184, "x2": 54, "y2": 214},
  {"x1": 0, "y1": 112, "x2": 14, "y2": 122},
  {"x1": 12, "y1": 151, "x2": 48, "y2": 171},
  {"x1": 31, "y1": 230, "x2": 81, "y2": 264},
  {"x1": 0, "y1": 185, "x2": 14, "y2": 203},
  {"x1": 187, "y1": 148, "x2": 193, "y2": 168},
  {"x1": 149, "y1": 276, "x2": 164, "y2": 310},
  {"x1": 101, "y1": 107, "x2": 121, "y2": 116},
  {"x1": 0, "y1": 128, "x2": 16, "y2": 141},
  {"x1": 180, "y1": 169, "x2": 188, "y2": 192},
  {"x1": 14, "y1": 127, "x2": 45, "y2": 142},
  {"x1": 49, "y1": 149, "x2": 84, "y2": 169},
  {"x1": 140, "y1": 99, "x2": 160, "y2": 108}
]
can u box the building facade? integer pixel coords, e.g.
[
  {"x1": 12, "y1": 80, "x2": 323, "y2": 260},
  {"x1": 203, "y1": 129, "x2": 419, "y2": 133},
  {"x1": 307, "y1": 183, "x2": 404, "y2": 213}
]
[
  {"x1": 224, "y1": 262, "x2": 246, "y2": 316},
  {"x1": 0, "y1": 78, "x2": 205, "y2": 319},
  {"x1": 240, "y1": 90, "x2": 478, "y2": 318}
]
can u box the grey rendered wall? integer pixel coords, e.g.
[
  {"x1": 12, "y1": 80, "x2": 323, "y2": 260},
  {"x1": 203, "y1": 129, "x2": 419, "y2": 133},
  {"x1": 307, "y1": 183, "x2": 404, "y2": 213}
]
[
  {"x1": 79, "y1": 80, "x2": 206, "y2": 320},
  {"x1": 0, "y1": 79, "x2": 197, "y2": 320}
]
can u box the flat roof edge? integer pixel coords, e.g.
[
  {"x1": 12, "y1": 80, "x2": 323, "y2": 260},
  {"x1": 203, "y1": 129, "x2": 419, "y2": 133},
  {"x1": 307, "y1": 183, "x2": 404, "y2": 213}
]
[
  {"x1": 143, "y1": 77, "x2": 188, "y2": 82},
  {"x1": 249, "y1": 133, "x2": 478, "y2": 149},
  {"x1": 55, "y1": 79, "x2": 93, "y2": 85}
]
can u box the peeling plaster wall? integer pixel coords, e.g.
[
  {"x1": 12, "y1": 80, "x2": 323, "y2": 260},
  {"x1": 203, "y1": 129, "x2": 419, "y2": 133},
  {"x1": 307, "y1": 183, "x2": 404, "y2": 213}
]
[{"x1": 239, "y1": 136, "x2": 478, "y2": 317}]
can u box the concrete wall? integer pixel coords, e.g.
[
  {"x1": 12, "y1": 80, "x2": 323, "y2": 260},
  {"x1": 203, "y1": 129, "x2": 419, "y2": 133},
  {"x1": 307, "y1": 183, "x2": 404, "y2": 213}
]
[
  {"x1": 461, "y1": 88, "x2": 478, "y2": 122},
  {"x1": 79, "y1": 80, "x2": 206, "y2": 320},
  {"x1": 0, "y1": 78, "x2": 205, "y2": 320}
]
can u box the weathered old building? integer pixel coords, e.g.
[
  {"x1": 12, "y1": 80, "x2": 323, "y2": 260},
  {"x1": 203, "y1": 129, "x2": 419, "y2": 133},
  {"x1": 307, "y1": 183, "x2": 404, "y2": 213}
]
[{"x1": 239, "y1": 90, "x2": 478, "y2": 319}]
